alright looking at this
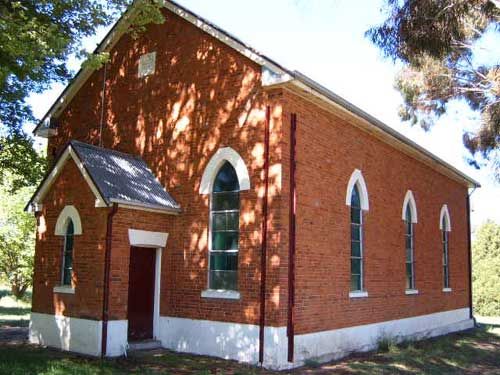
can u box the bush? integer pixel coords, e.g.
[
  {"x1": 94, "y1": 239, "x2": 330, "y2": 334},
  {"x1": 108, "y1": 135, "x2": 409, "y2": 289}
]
[
  {"x1": 0, "y1": 180, "x2": 36, "y2": 299},
  {"x1": 472, "y1": 220, "x2": 500, "y2": 317}
]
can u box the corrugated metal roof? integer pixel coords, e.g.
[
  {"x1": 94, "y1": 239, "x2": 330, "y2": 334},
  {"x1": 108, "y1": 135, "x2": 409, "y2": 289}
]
[{"x1": 71, "y1": 141, "x2": 180, "y2": 212}]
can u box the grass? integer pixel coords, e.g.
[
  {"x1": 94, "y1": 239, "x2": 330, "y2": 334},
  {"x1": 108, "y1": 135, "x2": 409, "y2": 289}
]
[
  {"x1": 0, "y1": 289, "x2": 498, "y2": 374},
  {"x1": 0, "y1": 324, "x2": 498, "y2": 374},
  {"x1": 0, "y1": 285, "x2": 31, "y2": 328}
]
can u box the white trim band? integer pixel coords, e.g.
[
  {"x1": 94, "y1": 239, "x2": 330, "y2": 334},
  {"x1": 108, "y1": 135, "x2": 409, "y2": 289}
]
[
  {"x1": 440, "y1": 205, "x2": 452, "y2": 231},
  {"x1": 345, "y1": 169, "x2": 369, "y2": 211},
  {"x1": 199, "y1": 147, "x2": 251, "y2": 194},
  {"x1": 201, "y1": 289, "x2": 241, "y2": 300},
  {"x1": 53, "y1": 286, "x2": 75, "y2": 294},
  {"x1": 29, "y1": 313, "x2": 128, "y2": 357},
  {"x1": 128, "y1": 229, "x2": 169, "y2": 248},
  {"x1": 402, "y1": 190, "x2": 418, "y2": 223},
  {"x1": 157, "y1": 307, "x2": 473, "y2": 370},
  {"x1": 54, "y1": 205, "x2": 83, "y2": 235},
  {"x1": 405, "y1": 289, "x2": 419, "y2": 295},
  {"x1": 349, "y1": 291, "x2": 369, "y2": 298}
]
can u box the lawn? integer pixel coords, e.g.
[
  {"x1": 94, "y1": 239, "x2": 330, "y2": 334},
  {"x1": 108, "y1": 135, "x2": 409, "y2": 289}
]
[
  {"x1": 0, "y1": 323, "x2": 498, "y2": 374},
  {"x1": 0, "y1": 285, "x2": 31, "y2": 328},
  {"x1": 0, "y1": 288, "x2": 498, "y2": 374}
]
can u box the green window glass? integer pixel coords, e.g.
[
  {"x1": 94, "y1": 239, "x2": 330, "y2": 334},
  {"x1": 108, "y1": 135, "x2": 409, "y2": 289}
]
[
  {"x1": 404, "y1": 205, "x2": 415, "y2": 290},
  {"x1": 442, "y1": 217, "x2": 450, "y2": 289},
  {"x1": 62, "y1": 220, "x2": 74, "y2": 286},
  {"x1": 209, "y1": 162, "x2": 240, "y2": 291},
  {"x1": 350, "y1": 185, "x2": 363, "y2": 292}
]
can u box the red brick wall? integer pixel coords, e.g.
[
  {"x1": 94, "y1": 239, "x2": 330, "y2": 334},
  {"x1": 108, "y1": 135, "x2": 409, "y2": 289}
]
[
  {"x1": 32, "y1": 160, "x2": 108, "y2": 320},
  {"x1": 33, "y1": 5, "x2": 470, "y2": 335},
  {"x1": 37, "y1": 8, "x2": 288, "y2": 327},
  {"x1": 280, "y1": 90, "x2": 470, "y2": 335}
]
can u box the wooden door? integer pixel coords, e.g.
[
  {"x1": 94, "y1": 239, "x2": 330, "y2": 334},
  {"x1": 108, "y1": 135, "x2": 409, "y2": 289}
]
[{"x1": 127, "y1": 246, "x2": 156, "y2": 341}]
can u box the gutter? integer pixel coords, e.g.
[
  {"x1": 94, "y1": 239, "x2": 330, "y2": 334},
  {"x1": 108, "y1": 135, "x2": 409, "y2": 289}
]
[
  {"x1": 101, "y1": 203, "x2": 119, "y2": 358},
  {"x1": 287, "y1": 113, "x2": 297, "y2": 363},
  {"x1": 466, "y1": 188, "x2": 477, "y2": 323},
  {"x1": 281, "y1": 73, "x2": 481, "y2": 190},
  {"x1": 108, "y1": 198, "x2": 181, "y2": 215},
  {"x1": 258, "y1": 106, "x2": 271, "y2": 364}
]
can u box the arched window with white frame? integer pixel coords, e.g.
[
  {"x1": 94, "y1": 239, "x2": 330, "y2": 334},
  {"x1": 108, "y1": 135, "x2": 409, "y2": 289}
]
[
  {"x1": 200, "y1": 148, "x2": 250, "y2": 296},
  {"x1": 346, "y1": 169, "x2": 369, "y2": 294},
  {"x1": 440, "y1": 205, "x2": 452, "y2": 290},
  {"x1": 54, "y1": 205, "x2": 82, "y2": 289},
  {"x1": 62, "y1": 219, "x2": 75, "y2": 286},
  {"x1": 402, "y1": 190, "x2": 418, "y2": 291},
  {"x1": 209, "y1": 161, "x2": 241, "y2": 291}
]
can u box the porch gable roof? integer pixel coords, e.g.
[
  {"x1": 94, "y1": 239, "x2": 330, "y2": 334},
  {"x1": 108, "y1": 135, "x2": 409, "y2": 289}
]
[{"x1": 26, "y1": 140, "x2": 181, "y2": 214}]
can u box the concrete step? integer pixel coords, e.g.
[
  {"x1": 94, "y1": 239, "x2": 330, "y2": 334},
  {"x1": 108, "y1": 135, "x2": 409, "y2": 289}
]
[{"x1": 128, "y1": 339, "x2": 162, "y2": 351}]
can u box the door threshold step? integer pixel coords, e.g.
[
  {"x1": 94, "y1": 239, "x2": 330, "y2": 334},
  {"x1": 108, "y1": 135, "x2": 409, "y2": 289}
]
[{"x1": 128, "y1": 339, "x2": 162, "y2": 351}]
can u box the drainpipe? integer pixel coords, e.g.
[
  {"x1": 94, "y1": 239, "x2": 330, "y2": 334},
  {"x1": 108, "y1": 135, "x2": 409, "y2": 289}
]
[
  {"x1": 259, "y1": 106, "x2": 271, "y2": 364},
  {"x1": 101, "y1": 203, "x2": 118, "y2": 358},
  {"x1": 466, "y1": 188, "x2": 476, "y2": 323},
  {"x1": 287, "y1": 113, "x2": 297, "y2": 363}
]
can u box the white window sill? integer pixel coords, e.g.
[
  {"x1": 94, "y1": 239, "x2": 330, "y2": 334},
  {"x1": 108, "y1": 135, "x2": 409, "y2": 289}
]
[
  {"x1": 349, "y1": 291, "x2": 368, "y2": 298},
  {"x1": 443, "y1": 288, "x2": 452, "y2": 293},
  {"x1": 201, "y1": 289, "x2": 240, "y2": 300},
  {"x1": 405, "y1": 289, "x2": 419, "y2": 295},
  {"x1": 53, "y1": 286, "x2": 75, "y2": 294}
]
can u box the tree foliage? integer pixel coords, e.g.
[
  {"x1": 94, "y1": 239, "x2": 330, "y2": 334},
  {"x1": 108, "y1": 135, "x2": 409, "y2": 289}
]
[
  {"x1": 472, "y1": 220, "x2": 500, "y2": 316},
  {"x1": 0, "y1": 0, "x2": 164, "y2": 187},
  {"x1": 0, "y1": 134, "x2": 46, "y2": 192},
  {"x1": 0, "y1": 176, "x2": 36, "y2": 299},
  {"x1": 367, "y1": 1, "x2": 500, "y2": 177}
]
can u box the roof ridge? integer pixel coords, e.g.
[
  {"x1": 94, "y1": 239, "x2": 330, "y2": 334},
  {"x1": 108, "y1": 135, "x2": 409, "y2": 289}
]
[{"x1": 70, "y1": 140, "x2": 144, "y2": 161}]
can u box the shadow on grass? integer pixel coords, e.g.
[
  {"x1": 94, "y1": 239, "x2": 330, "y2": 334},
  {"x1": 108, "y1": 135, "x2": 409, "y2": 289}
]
[
  {"x1": 0, "y1": 345, "x2": 134, "y2": 375},
  {"x1": 0, "y1": 306, "x2": 31, "y2": 328},
  {"x1": 0, "y1": 326, "x2": 497, "y2": 375},
  {"x1": 337, "y1": 328, "x2": 500, "y2": 375}
]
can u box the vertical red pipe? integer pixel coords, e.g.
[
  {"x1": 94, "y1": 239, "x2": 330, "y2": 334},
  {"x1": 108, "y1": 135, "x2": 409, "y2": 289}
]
[
  {"x1": 101, "y1": 203, "x2": 118, "y2": 358},
  {"x1": 466, "y1": 190, "x2": 475, "y2": 321},
  {"x1": 287, "y1": 113, "x2": 297, "y2": 363},
  {"x1": 259, "y1": 106, "x2": 271, "y2": 364}
]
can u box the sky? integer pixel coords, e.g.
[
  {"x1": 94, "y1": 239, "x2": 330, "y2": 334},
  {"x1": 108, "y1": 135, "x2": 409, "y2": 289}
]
[{"x1": 26, "y1": 0, "x2": 500, "y2": 230}]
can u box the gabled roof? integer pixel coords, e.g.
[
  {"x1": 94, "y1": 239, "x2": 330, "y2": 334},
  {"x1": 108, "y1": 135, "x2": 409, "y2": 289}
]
[
  {"x1": 33, "y1": 0, "x2": 480, "y2": 188},
  {"x1": 26, "y1": 141, "x2": 181, "y2": 214}
]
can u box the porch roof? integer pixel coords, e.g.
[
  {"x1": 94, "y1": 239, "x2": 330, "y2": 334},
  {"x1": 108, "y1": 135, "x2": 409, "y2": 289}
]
[{"x1": 26, "y1": 141, "x2": 181, "y2": 214}]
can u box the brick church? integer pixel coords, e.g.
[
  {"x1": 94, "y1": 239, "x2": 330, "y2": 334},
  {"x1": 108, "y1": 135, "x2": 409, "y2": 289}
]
[{"x1": 26, "y1": 1, "x2": 479, "y2": 369}]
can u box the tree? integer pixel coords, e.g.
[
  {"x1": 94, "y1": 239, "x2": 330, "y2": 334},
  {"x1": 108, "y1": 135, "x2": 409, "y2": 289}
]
[
  {"x1": 0, "y1": 0, "x2": 164, "y2": 187},
  {"x1": 472, "y1": 220, "x2": 500, "y2": 316},
  {"x1": 0, "y1": 134, "x2": 46, "y2": 192},
  {"x1": 367, "y1": 1, "x2": 500, "y2": 178},
  {"x1": 0, "y1": 176, "x2": 36, "y2": 299}
]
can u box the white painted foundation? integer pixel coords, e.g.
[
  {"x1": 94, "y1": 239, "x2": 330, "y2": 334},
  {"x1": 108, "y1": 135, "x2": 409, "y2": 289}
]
[
  {"x1": 31, "y1": 308, "x2": 473, "y2": 369},
  {"x1": 29, "y1": 312, "x2": 103, "y2": 356},
  {"x1": 29, "y1": 313, "x2": 128, "y2": 358},
  {"x1": 293, "y1": 308, "x2": 473, "y2": 368},
  {"x1": 159, "y1": 308, "x2": 474, "y2": 370},
  {"x1": 106, "y1": 320, "x2": 128, "y2": 357}
]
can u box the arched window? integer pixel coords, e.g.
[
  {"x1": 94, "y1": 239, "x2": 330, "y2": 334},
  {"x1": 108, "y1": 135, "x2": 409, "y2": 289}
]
[
  {"x1": 442, "y1": 215, "x2": 450, "y2": 289},
  {"x1": 209, "y1": 161, "x2": 240, "y2": 291},
  {"x1": 404, "y1": 204, "x2": 415, "y2": 290},
  {"x1": 440, "y1": 205, "x2": 451, "y2": 290},
  {"x1": 62, "y1": 219, "x2": 74, "y2": 286},
  {"x1": 346, "y1": 169, "x2": 369, "y2": 295},
  {"x1": 350, "y1": 185, "x2": 363, "y2": 292}
]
